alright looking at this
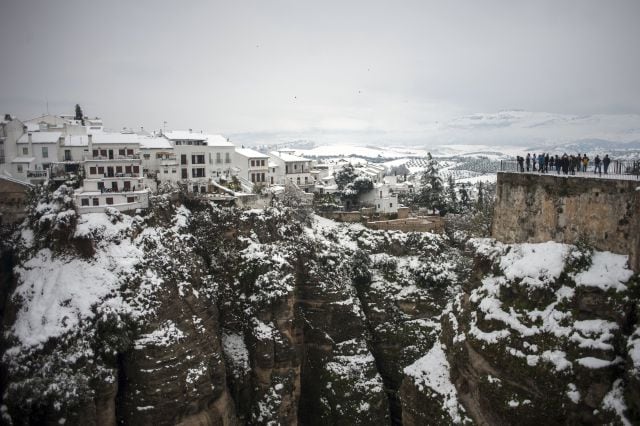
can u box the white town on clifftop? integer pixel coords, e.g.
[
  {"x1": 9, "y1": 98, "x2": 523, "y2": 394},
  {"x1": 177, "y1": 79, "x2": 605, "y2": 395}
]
[{"x1": 0, "y1": 111, "x2": 418, "y2": 215}]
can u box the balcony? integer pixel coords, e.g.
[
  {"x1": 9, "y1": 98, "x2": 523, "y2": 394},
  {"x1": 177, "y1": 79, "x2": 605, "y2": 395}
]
[
  {"x1": 27, "y1": 170, "x2": 48, "y2": 178},
  {"x1": 86, "y1": 154, "x2": 140, "y2": 161}
]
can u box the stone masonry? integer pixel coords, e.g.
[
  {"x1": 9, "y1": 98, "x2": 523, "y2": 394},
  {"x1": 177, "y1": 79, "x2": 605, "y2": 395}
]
[{"x1": 491, "y1": 172, "x2": 640, "y2": 271}]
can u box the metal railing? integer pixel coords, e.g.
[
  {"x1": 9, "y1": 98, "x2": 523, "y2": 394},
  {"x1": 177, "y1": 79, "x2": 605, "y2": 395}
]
[{"x1": 500, "y1": 159, "x2": 640, "y2": 180}]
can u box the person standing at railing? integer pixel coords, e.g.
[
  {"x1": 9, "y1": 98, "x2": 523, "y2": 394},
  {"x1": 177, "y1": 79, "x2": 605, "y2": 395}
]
[
  {"x1": 594, "y1": 155, "x2": 602, "y2": 175},
  {"x1": 517, "y1": 156, "x2": 524, "y2": 172},
  {"x1": 603, "y1": 154, "x2": 611, "y2": 174},
  {"x1": 538, "y1": 153, "x2": 545, "y2": 173},
  {"x1": 544, "y1": 153, "x2": 550, "y2": 172},
  {"x1": 561, "y1": 154, "x2": 569, "y2": 175},
  {"x1": 532, "y1": 153, "x2": 537, "y2": 171},
  {"x1": 526, "y1": 153, "x2": 531, "y2": 172},
  {"x1": 555, "y1": 155, "x2": 561, "y2": 174},
  {"x1": 582, "y1": 154, "x2": 589, "y2": 172}
]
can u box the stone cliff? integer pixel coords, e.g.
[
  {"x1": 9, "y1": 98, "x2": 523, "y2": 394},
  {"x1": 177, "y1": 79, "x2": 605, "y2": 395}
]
[
  {"x1": 491, "y1": 172, "x2": 640, "y2": 272},
  {"x1": 1, "y1": 184, "x2": 638, "y2": 425}
]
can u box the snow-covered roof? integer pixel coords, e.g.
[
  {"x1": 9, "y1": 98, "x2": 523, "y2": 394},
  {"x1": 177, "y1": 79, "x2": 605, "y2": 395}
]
[
  {"x1": 139, "y1": 137, "x2": 172, "y2": 150},
  {"x1": 236, "y1": 148, "x2": 268, "y2": 158},
  {"x1": 90, "y1": 133, "x2": 143, "y2": 145},
  {"x1": 163, "y1": 130, "x2": 207, "y2": 141},
  {"x1": 63, "y1": 135, "x2": 88, "y2": 147},
  {"x1": 270, "y1": 151, "x2": 310, "y2": 163},
  {"x1": 0, "y1": 175, "x2": 33, "y2": 187},
  {"x1": 17, "y1": 132, "x2": 62, "y2": 144},
  {"x1": 268, "y1": 161, "x2": 278, "y2": 168},
  {"x1": 206, "y1": 134, "x2": 235, "y2": 147},
  {"x1": 11, "y1": 157, "x2": 35, "y2": 163}
]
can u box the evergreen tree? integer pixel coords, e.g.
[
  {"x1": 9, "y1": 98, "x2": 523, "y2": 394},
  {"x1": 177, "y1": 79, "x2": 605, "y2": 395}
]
[
  {"x1": 445, "y1": 174, "x2": 458, "y2": 213},
  {"x1": 416, "y1": 153, "x2": 444, "y2": 214},
  {"x1": 74, "y1": 104, "x2": 85, "y2": 125},
  {"x1": 335, "y1": 163, "x2": 357, "y2": 190},
  {"x1": 459, "y1": 183, "x2": 470, "y2": 211},
  {"x1": 477, "y1": 181, "x2": 485, "y2": 210}
]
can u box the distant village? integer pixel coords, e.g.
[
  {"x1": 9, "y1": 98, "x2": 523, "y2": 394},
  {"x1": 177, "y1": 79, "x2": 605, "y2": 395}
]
[{"x1": 0, "y1": 109, "x2": 420, "y2": 223}]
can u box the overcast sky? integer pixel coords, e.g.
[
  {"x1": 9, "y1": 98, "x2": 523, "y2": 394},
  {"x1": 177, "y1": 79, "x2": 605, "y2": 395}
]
[{"x1": 1, "y1": 0, "x2": 639, "y2": 144}]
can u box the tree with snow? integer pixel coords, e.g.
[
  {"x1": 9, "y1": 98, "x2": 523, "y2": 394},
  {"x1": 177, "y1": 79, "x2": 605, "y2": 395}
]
[
  {"x1": 74, "y1": 104, "x2": 85, "y2": 125},
  {"x1": 415, "y1": 153, "x2": 444, "y2": 214},
  {"x1": 335, "y1": 163, "x2": 358, "y2": 190},
  {"x1": 445, "y1": 174, "x2": 459, "y2": 214}
]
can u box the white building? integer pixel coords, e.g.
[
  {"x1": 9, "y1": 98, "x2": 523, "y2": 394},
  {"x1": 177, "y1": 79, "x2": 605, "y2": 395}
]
[
  {"x1": 269, "y1": 151, "x2": 313, "y2": 190},
  {"x1": 162, "y1": 130, "x2": 235, "y2": 192},
  {"x1": 75, "y1": 133, "x2": 149, "y2": 213},
  {"x1": 234, "y1": 148, "x2": 269, "y2": 187},
  {"x1": 13, "y1": 131, "x2": 64, "y2": 183},
  {"x1": 359, "y1": 183, "x2": 399, "y2": 214}
]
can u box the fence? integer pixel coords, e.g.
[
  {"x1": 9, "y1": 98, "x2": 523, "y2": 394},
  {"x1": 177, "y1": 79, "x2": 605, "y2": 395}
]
[{"x1": 499, "y1": 159, "x2": 640, "y2": 180}]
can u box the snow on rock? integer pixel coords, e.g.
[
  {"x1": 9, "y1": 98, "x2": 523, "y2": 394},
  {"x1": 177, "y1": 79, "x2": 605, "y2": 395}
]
[
  {"x1": 9, "y1": 212, "x2": 142, "y2": 349},
  {"x1": 601, "y1": 379, "x2": 632, "y2": 426},
  {"x1": 134, "y1": 320, "x2": 186, "y2": 349},
  {"x1": 573, "y1": 251, "x2": 633, "y2": 292},
  {"x1": 404, "y1": 342, "x2": 467, "y2": 423},
  {"x1": 222, "y1": 331, "x2": 250, "y2": 377}
]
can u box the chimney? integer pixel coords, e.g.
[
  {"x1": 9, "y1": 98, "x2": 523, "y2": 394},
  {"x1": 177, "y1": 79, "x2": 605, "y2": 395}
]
[
  {"x1": 28, "y1": 132, "x2": 33, "y2": 157},
  {"x1": 88, "y1": 134, "x2": 93, "y2": 155}
]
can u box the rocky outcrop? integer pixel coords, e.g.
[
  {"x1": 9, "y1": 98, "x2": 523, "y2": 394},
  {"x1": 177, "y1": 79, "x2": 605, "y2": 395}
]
[
  {"x1": 444, "y1": 238, "x2": 639, "y2": 425},
  {"x1": 492, "y1": 172, "x2": 640, "y2": 272}
]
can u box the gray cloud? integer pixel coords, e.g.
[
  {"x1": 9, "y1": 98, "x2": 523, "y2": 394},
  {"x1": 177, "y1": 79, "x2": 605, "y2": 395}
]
[{"x1": 1, "y1": 0, "x2": 639, "y2": 142}]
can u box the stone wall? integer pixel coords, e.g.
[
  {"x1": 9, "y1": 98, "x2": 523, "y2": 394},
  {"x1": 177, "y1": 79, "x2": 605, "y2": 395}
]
[
  {"x1": 492, "y1": 172, "x2": 640, "y2": 271},
  {"x1": 366, "y1": 216, "x2": 444, "y2": 233},
  {"x1": 0, "y1": 177, "x2": 31, "y2": 225}
]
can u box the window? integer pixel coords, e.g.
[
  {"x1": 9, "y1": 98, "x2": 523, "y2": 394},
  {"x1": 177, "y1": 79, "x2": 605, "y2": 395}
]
[
  {"x1": 182, "y1": 168, "x2": 188, "y2": 179},
  {"x1": 100, "y1": 149, "x2": 107, "y2": 157},
  {"x1": 251, "y1": 173, "x2": 255, "y2": 182},
  {"x1": 191, "y1": 154, "x2": 205, "y2": 164},
  {"x1": 164, "y1": 169, "x2": 168, "y2": 174},
  {"x1": 89, "y1": 166, "x2": 97, "y2": 175},
  {"x1": 261, "y1": 173, "x2": 265, "y2": 182},
  {"x1": 81, "y1": 198, "x2": 89, "y2": 206},
  {"x1": 42, "y1": 147, "x2": 48, "y2": 158},
  {"x1": 225, "y1": 153, "x2": 231, "y2": 163},
  {"x1": 133, "y1": 165, "x2": 139, "y2": 174},
  {"x1": 22, "y1": 147, "x2": 28, "y2": 155},
  {"x1": 172, "y1": 169, "x2": 176, "y2": 173},
  {"x1": 17, "y1": 164, "x2": 23, "y2": 173},
  {"x1": 127, "y1": 197, "x2": 135, "y2": 203},
  {"x1": 294, "y1": 164, "x2": 298, "y2": 170},
  {"x1": 251, "y1": 160, "x2": 255, "y2": 167},
  {"x1": 143, "y1": 154, "x2": 150, "y2": 159},
  {"x1": 125, "y1": 166, "x2": 132, "y2": 174},
  {"x1": 181, "y1": 154, "x2": 187, "y2": 165},
  {"x1": 296, "y1": 177, "x2": 300, "y2": 185},
  {"x1": 193, "y1": 185, "x2": 199, "y2": 193},
  {"x1": 127, "y1": 149, "x2": 134, "y2": 156},
  {"x1": 216, "y1": 153, "x2": 222, "y2": 164},
  {"x1": 98, "y1": 166, "x2": 104, "y2": 174},
  {"x1": 93, "y1": 149, "x2": 99, "y2": 158},
  {"x1": 92, "y1": 198, "x2": 99, "y2": 206},
  {"x1": 192, "y1": 168, "x2": 205, "y2": 178},
  {"x1": 390, "y1": 203, "x2": 393, "y2": 208},
  {"x1": 119, "y1": 149, "x2": 126, "y2": 156},
  {"x1": 106, "y1": 198, "x2": 113, "y2": 205},
  {"x1": 116, "y1": 166, "x2": 123, "y2": 173}
]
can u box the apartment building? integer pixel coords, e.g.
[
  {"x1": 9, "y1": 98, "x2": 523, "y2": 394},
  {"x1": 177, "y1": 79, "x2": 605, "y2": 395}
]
[{"x1": 75, "y1": 133, "x2": 149, "y2": 213}]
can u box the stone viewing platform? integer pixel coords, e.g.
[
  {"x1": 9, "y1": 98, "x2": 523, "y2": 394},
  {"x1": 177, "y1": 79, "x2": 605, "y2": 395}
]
[{"x1": 492, "y1": 171, "x2": 640, "y2": 271}]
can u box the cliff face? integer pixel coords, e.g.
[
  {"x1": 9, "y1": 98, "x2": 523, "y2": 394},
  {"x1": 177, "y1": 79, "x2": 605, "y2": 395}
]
[
  {"x1": 1, "y1": 186, "x2": 638, "y2": 425},
  {"x1": 491, "y1": 173, "x2": 640, "y2": 272},
  {"x1": 445, "y1": 239, "x2": 639, "y2": 425}
]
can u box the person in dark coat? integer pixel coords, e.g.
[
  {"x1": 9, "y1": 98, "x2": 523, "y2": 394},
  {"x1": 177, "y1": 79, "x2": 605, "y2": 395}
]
[
  {"x1": 555, "y1": 155, "x2": 561, "y2": 174},
  {"x1": 603, "y1": 154, "x2": 611, "y2": 174},
  {"x1": 561, "y1": 153, "x2": 569, "y2": 175},
  {"x1": 517, "y1": 155, "x2": 524, "y2": 172},
  {"x1": 526, "y1": 153, "x2": 531, "y2": 172},
  {"x1": 594, "y1": 155, "x2": 602, "y2": 175},
  {"x1": 544, "y1": 153, "x2": 550, "y2": 172}
]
